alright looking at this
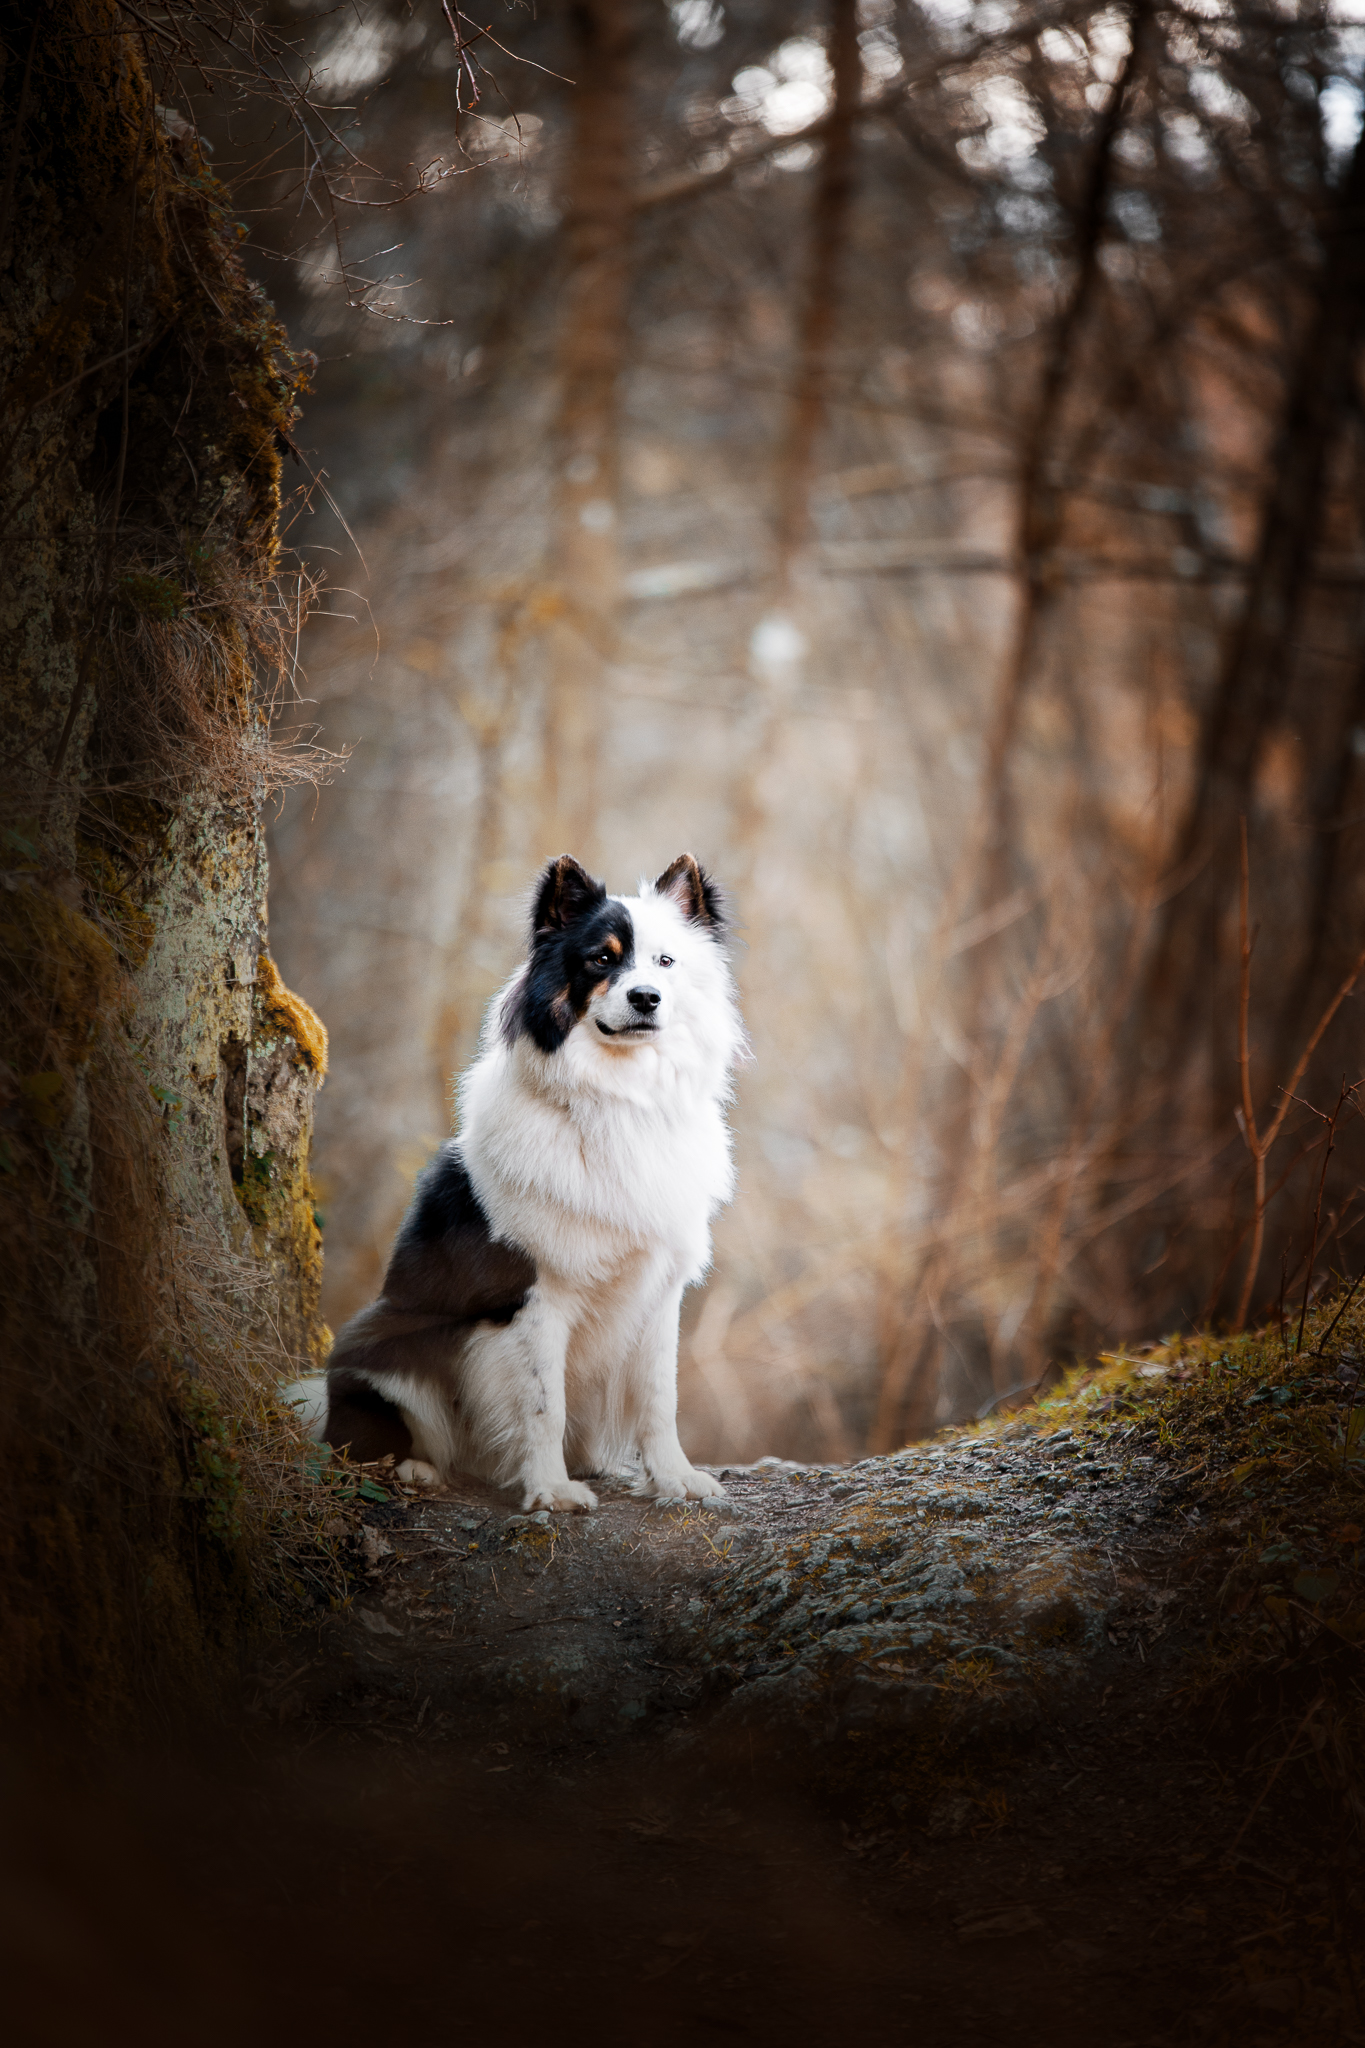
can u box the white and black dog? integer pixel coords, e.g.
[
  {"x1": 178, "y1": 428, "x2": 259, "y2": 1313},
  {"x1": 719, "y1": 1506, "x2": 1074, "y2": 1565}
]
[{"x1": 312, "y1": 852, "x2": 744, "y2": 1511}]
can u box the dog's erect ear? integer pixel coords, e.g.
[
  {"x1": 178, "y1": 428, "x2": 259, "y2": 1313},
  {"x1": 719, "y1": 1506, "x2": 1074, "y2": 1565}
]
[
  {"x1": 531, "y1": 854, "x2": 606, "y2": 935},
  {"x1": 655, "y1": 853, "x2": 726, "y2": 930}
]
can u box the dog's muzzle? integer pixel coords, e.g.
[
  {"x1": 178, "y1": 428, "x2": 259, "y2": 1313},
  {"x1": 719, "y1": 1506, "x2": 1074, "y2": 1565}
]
[{"x1": 597, "y1": 985, "x2": 662, "y2": 1037}]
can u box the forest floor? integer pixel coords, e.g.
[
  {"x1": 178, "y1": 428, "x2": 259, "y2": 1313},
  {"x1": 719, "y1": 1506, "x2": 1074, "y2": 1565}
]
[{"x1": 10, "y1": 1330, "x2": 1363, "y2": 2048}]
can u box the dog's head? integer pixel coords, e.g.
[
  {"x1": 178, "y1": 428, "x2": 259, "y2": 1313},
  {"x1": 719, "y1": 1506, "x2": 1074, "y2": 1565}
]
[{"x1": 500, "y1": 853, "x2": 729, "y2": 1056}]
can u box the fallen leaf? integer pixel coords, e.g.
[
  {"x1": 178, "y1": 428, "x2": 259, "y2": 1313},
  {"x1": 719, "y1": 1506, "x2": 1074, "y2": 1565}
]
[
  {"x1": 357, "y1": 1608, "x2": 404, "y2": 1637},
  {"x1": 955, "y1": 1905, "x2": 1044, "y2": 1942}
]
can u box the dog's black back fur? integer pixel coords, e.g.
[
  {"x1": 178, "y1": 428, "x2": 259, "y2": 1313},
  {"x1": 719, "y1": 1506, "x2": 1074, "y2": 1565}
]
[
  {"x1": 386, "y1": 1148, "x2": 535, "y2": 1321},
  {"x1": 323, "y1": 1148, "x2": 535, "y2": 1462}
]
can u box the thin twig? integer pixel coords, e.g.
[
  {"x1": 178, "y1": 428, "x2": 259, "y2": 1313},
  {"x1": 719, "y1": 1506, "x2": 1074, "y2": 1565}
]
[
  {"x1": 1310, "y1": 1262, "x2": 1365, "y2": 1359},
  {"x1": 1228, "y1": 1695, "x2": 1325, "y2": 1855},
  {"x1": 1297, "y1": 1080, "x2": 1352, "y2": 1354},
  {"x1": 634, "y1": 0, "x2": 1097, "y2": 213},
  {"x1": 1233, "y1": 818, "x2": 1365, "y2": 1328}
]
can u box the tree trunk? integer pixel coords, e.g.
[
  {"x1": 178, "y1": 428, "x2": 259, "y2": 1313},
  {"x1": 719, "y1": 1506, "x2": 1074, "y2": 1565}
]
[
  {"x1": 1141, "y1": 125, "x2": 1365, "y2": 1091},
  {"x1": 772, "y1": 0, "x2": 862, "y2": 580},
  {"x1": 1, "y1": 0, "x2": 328, "y2": 1720}
]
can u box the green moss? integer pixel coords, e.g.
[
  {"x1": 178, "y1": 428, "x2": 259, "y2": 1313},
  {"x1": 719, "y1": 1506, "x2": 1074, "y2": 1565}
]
[
  {"x1": 237, "y1": 1147, "x2": 277, "y2": 1227},
  {"x1": 0, "y1": 878, "x2": 123, "y2": 1148},
  {"x1": 176, "y1": 1373, "x2": 246, "y2": 1545},
  {"x1": 956, "y1": 1293, "x2": 1365, "y2": 1831},
  {"x1": 116, "y1": 573, "x2": 184, "y2": 622},
  {"x1": 75, "y1": 836, "x2": 157, "y2": 969}
]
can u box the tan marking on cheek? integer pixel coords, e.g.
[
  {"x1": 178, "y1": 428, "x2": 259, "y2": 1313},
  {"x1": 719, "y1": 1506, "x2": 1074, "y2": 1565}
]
[{"x1": 589, "y1": 978, "x2": 610, "y2": 1001}]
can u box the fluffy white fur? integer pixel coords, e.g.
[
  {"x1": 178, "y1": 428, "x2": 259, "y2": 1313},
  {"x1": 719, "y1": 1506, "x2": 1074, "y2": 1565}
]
[{"x1": 388, "y1": 882, "x2": 744, "y2": 1511}]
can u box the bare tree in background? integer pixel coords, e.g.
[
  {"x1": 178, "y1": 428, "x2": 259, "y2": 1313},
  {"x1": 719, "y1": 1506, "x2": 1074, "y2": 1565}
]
[
  {"x1": 540, "y1": 0, "x2": 639, "y2": 864},
  {"x1": 773, "y1": 0, "x2": 862, "y2": 580}
]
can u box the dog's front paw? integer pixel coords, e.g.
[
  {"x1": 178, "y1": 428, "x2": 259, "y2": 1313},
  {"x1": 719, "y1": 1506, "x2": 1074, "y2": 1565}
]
[
  {"x1": 638, "y1": 1465, "x2": 726, "y2": 1503},
  {"x1": 397, "y1": 1458, "x2": 440, "y2": 1488},
  {"x1": 522, "y1": 1478, "x2": 598, "y2": 1514}
]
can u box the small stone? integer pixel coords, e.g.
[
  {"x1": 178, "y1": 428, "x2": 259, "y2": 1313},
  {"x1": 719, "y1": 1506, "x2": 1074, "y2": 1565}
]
[
  {"x1": 953, "y1": 1642, "x2": 1022, "y2": 1671},
  {"x1": 1242, "y1": 1979, "x2": 1300, "y2": 2014},
  {"x1": 927, "y1": 1792, "x2": 975, "y2": 1839},
  {"x1": 955, "y1": 1905, "x2": 1045, "y2": 1942},
  {"x1": 357, "y1": 1608, "x2": 404, "y2": 1637},
  {"x1": 1052, "y1": 1939, "x2": 1107, "y2": 1968}
]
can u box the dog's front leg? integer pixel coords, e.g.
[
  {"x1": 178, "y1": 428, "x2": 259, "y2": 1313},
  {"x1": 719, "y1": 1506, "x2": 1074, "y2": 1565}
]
[
  {"x1": 468, "y1": 1296, "x2": 597, "y2": 1513},
  {"x1": 631, "y1": 1285, "x2": 725, "y2": 1502}
]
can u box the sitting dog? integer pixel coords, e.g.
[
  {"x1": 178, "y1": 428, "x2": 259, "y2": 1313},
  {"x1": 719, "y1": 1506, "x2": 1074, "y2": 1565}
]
[{"x1": 316, "y1": 852, "x2": 744, "y2": 1511}]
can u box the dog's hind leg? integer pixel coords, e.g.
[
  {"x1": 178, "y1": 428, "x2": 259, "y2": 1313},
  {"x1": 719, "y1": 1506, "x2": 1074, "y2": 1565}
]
[
  {"x1": 628, "y1": 1284, "x2": 725, "y2": 1502},
  {"x1": 325, "y1": 1314, "x2": 465, "y2": 1481},
  {"x1": 460, "y1": 1296, "x2": 598, "y2": 1513}
]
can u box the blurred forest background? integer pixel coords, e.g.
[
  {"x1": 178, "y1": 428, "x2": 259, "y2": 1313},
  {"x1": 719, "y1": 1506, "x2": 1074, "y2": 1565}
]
[{"x1": 190, "y1": 0, "x2": 1365, "y2": 1460}]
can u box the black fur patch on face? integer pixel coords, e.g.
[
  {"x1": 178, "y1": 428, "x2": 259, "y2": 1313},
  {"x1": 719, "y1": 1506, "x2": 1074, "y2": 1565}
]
[
  {"x1": 501, "y1": 860, "x2": 636, "y2": 1053},
  {"x1": 655, "y1": 852, "x2": 727, "y2": 931}
]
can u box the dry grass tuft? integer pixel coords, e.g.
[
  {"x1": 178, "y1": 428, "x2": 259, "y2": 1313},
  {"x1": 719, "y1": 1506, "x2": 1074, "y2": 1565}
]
[{"x1": 86, "y1": 548, "x2": 343, "y2": 820}]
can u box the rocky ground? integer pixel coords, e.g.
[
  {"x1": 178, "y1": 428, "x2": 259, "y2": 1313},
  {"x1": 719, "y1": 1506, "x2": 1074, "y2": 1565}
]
[
  {"x1": 8, "y1": 1337, "x2": 1361, "y2": 2047},
  {"x1": 219, "y1": 1347, "x2": 1358, "y2": 2048}
]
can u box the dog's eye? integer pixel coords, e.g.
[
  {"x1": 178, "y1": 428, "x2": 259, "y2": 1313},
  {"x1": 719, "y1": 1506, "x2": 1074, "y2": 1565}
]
[
  {"x1": 591, "y1": 951, "x2": 613, "y2": 970},
  {"x1": 658, "y1": 955, "x2": 674, "y2": 969}
]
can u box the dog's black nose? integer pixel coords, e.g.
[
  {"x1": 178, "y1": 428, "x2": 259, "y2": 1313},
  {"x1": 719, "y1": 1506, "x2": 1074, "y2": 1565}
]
[{"x1": 628, "y1": 985, "x2": 661, "y2": 1015}]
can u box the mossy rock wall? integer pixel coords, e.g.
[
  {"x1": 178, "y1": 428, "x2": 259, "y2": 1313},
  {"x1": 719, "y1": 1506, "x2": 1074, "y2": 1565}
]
[{"x1": 0, "y1": 1, "x2": 330, "y2": 1724}]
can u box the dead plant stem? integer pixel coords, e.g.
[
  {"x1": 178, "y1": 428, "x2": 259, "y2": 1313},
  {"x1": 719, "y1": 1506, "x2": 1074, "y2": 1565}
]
[
  {"x1": 1296, "y1": 1080, "x2": 1352, "y2": 1354},
  {"x1": 1233, "y1": 819, "x2": 1365, "y2": 1328},
  {"x1": 47, "y1": 106, "x2": 149, "y2": 792},
  {"x1": 1228, "y1": 1694, "x2": 1326, "y2": 1855}
]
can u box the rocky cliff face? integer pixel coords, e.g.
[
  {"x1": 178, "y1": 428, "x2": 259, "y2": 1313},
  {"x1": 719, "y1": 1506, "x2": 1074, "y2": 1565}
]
[{"x1": 0, "y1": 1, "x2": 333, "y2": 1720}]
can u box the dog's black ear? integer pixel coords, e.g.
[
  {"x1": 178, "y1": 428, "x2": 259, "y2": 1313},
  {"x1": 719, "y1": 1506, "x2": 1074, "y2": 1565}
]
[
  {"x1": 531, "y1": 854, "x2": 606, "y2": 935},
  {"x1": 655, "y1": 853, "x2": 726, "y2": 930}
]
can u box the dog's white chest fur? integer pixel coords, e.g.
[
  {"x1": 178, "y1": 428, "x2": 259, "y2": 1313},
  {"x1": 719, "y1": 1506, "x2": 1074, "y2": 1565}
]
[{"x1": 461, "y1": 1032, "x2": 733, "y2": 1290}]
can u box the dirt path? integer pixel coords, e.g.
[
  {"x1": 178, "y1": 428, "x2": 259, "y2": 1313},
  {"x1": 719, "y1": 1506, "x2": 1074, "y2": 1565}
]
[{"x1": 214, "y1": 1429, "x2": 1349, "y2": 2046}]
